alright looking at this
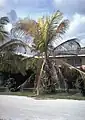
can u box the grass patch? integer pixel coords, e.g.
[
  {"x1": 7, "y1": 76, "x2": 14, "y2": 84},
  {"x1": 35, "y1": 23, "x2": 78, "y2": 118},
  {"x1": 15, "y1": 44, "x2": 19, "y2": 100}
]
[
  {"x1": 0, "y1": 91, "x2": 35, "y2": 97},
  {"x1": 37, "y1": 94, "x2": 85, "y2": 100},
  {"x1": 0, "y1": 91, "x2": 85, "y2": 100}
]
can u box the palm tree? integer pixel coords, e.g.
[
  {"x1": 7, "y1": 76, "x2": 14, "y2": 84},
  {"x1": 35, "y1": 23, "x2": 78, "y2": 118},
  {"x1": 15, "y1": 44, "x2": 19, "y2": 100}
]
[
  {"x1": 0, "y1": 16, "x2": 32, "y2": 75},
  {"x1": 0, "y1": 15, "x2": 84, "y2": 94},
  {"x1": 16, "y1": 11, "x2": 69, "y2": 95}
]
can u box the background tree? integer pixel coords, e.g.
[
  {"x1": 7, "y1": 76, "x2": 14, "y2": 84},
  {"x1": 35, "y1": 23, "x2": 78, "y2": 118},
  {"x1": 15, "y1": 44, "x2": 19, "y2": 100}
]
[{"x1": 0, "y1": 16, "x2": 31, "y2": 75}]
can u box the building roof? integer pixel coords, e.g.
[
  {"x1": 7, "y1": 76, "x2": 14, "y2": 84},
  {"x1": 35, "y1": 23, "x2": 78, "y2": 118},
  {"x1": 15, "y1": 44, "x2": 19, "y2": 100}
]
[{"x1": 15, "y1": 47, "x2": 85, "y2": 59}]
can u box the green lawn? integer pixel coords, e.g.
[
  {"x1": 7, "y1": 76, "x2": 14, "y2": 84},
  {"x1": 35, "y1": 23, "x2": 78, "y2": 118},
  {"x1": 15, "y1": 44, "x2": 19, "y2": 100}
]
[{"x1": 0, "y1": 91, "x2": 85, "y2": 100}]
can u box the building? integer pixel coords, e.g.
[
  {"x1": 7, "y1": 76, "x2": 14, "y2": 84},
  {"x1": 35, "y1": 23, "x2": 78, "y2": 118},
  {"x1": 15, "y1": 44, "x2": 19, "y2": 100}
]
[
  {"x1": 16, "y1": 47, "x2": 85, "y2": 67},
  {"x1": 52, "y1": 47, "x2": 85, "y2": 70}
]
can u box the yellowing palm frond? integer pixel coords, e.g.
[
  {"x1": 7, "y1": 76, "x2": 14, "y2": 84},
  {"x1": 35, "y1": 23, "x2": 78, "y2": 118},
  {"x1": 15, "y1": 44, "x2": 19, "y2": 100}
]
[
  {"x1": 37, "y1": 17, "x2": 50, "y2": 52},
  {"x1": 17, "y1": 19, "x2": 40, "y2": 38}
]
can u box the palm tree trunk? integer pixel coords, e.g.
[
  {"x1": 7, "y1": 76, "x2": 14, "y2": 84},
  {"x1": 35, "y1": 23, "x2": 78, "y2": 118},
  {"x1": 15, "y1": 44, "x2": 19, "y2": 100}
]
[
  {"x1": 36, "y1": 58, "x2": 45, "y2": 95},
  {"x1": 46, "y1": 57, "x2": 60, "y2": 89}
]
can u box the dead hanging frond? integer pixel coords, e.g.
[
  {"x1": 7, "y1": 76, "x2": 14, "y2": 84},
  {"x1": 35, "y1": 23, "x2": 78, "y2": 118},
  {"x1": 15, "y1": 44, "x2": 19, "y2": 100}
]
[
  {"x1": 57, "y1": 59, "x2": 85, "y2": 77},
  {"x1": 14, "y1": 19, "x2": 40, "y2": 39}
]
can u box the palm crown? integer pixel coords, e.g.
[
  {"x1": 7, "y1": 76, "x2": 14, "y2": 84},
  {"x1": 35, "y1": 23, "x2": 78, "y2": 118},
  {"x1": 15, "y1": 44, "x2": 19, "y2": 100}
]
[{"x1": 16, "y1": 11, "x2": 69, "y2": 54}]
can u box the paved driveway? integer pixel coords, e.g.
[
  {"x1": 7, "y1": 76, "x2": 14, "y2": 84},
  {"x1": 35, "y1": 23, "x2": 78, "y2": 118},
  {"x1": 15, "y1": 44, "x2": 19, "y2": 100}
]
[{"x1": 0, "y1": 95, "x2": 85, "y2": 120}]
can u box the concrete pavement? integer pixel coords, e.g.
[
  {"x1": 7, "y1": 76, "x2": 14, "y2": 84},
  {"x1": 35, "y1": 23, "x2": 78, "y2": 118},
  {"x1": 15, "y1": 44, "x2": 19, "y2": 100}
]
[{"x1": 0, "y1": 95, "x2": 85, "y2": 120}]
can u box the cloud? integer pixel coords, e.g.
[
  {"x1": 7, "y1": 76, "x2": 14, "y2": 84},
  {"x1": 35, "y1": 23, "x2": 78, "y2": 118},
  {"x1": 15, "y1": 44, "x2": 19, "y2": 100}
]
[
  {"x1": 52, "y1": 0, "x2": 85, "y2": 46},
  {"x1": 0, "y1": 0, "x2": 54, "y2": 19},
  {"x1": 0, "y1": 0, "x2": 7, "y2": 7},
  {"x1": 66, "y1": 13, "x2": 85, "y2": 37},
  {"x1": 53, "y1": 13, "x2": 85, "y2": 47},
  {"x1": 53, "y1": 0, "x2": 85, "y2": 16},
  {"x1": 0, "y1": 0, "x2": 85, "y2": 47},
  {"x1": 7, "y1": 10, "x2": 17, "y2": 23},
  {"x1": 62, "y1": 13, "x2": 85, "y2": 47}
]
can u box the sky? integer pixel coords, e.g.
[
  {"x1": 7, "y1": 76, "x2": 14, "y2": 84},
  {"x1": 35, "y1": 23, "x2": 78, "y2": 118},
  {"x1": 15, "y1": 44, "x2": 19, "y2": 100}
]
[{"x1": 0, "y1": 0, "x2": 85, "y2": 46}]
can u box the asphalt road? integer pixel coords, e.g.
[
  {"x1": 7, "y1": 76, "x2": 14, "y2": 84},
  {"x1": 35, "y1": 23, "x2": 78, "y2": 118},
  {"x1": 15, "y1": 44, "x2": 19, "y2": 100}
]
[{"x1": 0, "y1": 95, "x2": 85, "y2": 120}]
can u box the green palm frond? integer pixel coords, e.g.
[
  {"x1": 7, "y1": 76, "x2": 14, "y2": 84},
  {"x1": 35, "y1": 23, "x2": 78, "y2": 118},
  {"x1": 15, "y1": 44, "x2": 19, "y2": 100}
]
[
  {"x1": 0, "y1": 51, "x2": 37, "y2": 74},
  {"x1": 0, "y1": 52, "x2": 27, "y2": 74},
  {"x1": 48, "y1": 11, "x2": 63, "y2": 30},
  {"x1": 0, "y1": 30, "x2": 9, "y2": 37},
  {"x1": 0, "y1": 16, "x2": 9, "y2": 41},
  {"x1": 46, "y1": 11, "x2": 69, "y2": 47},
  {"x1": 0, "y1": 17, "x2": 10, "y2": 25}
]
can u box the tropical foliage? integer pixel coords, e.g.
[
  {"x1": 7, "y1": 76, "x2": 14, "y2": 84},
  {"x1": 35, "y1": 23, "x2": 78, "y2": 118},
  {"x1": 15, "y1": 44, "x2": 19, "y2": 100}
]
[
  {"x1": 0, "y1": 11, "x2": 85, "y2": 96},
  {"x1": 0, "y1": 17, "x2": 32, "y2": 75},
  {"x1": 15, "y1": 11, "x2": 70, "y2": 95},
  {"x1": 17, "y1": 11, "x2": 85, "y2": 95}
]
